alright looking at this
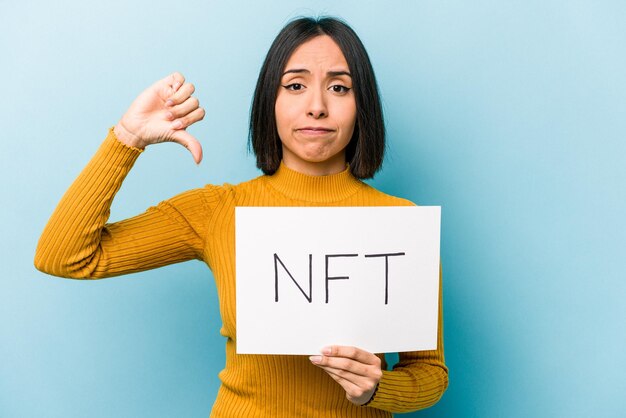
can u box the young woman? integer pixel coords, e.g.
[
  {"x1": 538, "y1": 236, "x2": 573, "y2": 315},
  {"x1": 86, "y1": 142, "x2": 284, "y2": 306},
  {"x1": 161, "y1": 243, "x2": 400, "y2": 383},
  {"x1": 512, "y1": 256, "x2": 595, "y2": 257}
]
[{"x1": 35, "y1": 17, "x2": 448, "y2": 417}]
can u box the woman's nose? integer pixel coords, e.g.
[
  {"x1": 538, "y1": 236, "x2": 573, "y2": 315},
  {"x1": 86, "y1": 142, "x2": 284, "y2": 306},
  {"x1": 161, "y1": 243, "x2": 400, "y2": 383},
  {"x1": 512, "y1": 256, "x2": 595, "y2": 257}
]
[{"x1": 307, "y1": 88, "x2": 328, "y2": 119}]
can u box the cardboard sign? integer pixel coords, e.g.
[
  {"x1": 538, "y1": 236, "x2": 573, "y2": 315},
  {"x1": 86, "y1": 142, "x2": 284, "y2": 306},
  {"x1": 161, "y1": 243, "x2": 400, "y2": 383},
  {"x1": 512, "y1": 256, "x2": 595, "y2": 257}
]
[{"x1": 235, "y1": 206, "x2": 440, "y2": 355}]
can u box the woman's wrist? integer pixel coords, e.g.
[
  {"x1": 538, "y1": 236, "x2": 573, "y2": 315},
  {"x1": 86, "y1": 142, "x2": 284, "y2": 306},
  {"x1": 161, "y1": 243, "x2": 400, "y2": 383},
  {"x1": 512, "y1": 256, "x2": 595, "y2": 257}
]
[{"x1": 113, "y1": 121, "x2": 144, "y2": 149}]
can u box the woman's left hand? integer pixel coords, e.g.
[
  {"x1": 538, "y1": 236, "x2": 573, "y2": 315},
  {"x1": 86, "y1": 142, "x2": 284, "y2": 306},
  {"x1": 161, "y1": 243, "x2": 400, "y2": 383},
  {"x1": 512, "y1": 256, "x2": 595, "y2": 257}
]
[{"x1": 310, "y1": 345, "x2": 382, "y2": 406}]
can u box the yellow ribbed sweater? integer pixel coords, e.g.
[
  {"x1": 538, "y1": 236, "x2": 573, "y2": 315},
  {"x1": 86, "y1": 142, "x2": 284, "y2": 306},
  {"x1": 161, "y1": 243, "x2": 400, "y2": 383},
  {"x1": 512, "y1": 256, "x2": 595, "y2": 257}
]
[{"x1": 35, "y1": 129, "x2": 448, "y2": 417}]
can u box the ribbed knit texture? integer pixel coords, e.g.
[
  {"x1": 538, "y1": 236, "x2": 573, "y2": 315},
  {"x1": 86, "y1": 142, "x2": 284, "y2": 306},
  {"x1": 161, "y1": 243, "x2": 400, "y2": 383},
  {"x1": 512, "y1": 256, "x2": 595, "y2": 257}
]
[{"x1": 35, "y1": 128, "x2": 448, "y2": 417}]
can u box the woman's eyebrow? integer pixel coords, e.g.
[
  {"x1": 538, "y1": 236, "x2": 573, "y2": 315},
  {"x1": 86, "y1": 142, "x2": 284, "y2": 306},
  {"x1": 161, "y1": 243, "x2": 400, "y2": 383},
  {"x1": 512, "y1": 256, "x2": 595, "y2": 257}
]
[
  {"x1": 327, "y1": 70, "x2": 352, "y2": 78},
  {"x1": 281, "y1": 69, "x2": 352, "y2": 77},
  {"x1": 282, "y1": 68, "x2": 310, "y2": 76}
]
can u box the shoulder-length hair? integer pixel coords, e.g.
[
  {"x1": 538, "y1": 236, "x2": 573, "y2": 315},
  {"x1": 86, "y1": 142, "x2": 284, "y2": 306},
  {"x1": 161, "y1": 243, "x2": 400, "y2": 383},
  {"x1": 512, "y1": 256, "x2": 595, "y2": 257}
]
[{"x1": 249, "y1": 16, "x2": 385, "y2": 179}]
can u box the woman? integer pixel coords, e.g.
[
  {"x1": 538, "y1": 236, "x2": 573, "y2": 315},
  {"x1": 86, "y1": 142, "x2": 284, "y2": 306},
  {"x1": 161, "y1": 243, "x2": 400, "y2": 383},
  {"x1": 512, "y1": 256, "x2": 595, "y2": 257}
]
[{"x1": 35, "y1": 17, "x2": 448, "y2": 417}]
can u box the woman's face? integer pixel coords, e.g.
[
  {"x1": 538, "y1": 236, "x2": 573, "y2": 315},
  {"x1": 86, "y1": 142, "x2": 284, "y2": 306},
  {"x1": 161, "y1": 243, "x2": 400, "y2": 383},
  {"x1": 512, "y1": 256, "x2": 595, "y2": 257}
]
[{"x1": 275, "y1": 35, "x2": 357, "y2": 176}]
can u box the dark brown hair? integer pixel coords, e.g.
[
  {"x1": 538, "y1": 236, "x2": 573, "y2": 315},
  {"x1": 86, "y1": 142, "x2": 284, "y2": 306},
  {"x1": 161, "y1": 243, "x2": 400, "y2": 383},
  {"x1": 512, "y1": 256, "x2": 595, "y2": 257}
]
[{"x1": 249, "y1": 16, "x2": 385, "y2": 179}]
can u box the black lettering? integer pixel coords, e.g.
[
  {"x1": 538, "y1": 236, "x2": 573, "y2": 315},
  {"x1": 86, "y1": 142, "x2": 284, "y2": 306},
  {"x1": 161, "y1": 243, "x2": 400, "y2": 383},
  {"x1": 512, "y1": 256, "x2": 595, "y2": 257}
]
[
  {"x1": 274, "y1": 253, "x2": 312, "y2": 303},
  {"x1": 364, "y1": 252, "x2": 406, "y2": 304},
  {"x1": 325, "y1": 254, "x2": 359, "y2": 303}
]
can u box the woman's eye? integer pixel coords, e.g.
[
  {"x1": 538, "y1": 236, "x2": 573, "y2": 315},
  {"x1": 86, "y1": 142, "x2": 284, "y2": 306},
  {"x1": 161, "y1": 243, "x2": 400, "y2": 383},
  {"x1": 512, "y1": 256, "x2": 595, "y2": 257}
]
[
  {"x1": 330, "y1": 85, "x2": 351, "y2": 94},
  {"x1": 283, "y1": 83, "x2": 304, "y2": 91}
]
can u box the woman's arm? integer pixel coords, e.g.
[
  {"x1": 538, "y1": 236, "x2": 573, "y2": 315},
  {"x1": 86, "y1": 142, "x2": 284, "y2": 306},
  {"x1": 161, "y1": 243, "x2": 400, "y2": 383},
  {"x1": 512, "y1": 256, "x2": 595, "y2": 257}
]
[
  {"x1": 34, "y1": 130, "x2": 212, "y2": 278},
  {"x1": 34, "y1": 73, "x2": 208, "y2": 278}
]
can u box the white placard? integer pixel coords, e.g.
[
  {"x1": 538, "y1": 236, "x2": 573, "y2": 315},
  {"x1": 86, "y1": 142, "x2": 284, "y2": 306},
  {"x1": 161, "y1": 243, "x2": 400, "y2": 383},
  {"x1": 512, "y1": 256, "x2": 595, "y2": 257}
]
[{"x1": 235, "y1": 206, "x2": 440, "y2": 355}]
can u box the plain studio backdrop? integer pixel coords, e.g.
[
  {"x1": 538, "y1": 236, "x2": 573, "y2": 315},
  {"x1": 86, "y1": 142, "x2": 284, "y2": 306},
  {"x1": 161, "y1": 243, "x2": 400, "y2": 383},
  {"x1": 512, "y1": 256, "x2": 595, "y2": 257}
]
[{"x1": 1, "y1": 1, "x2": 624, "y2": 417}]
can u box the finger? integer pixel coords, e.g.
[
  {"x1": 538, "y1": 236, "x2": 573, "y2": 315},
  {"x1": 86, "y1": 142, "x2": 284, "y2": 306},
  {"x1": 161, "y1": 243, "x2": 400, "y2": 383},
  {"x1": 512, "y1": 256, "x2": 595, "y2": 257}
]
[
  {"x1": 314, "y1": 364, "x2": 364, "y2": 386},
  {"x1": 167, "y1": 72, "x2": 185, "y2": 90},
  {"x1": 170, "y1": 130, "x2": 203, "y2": 164},
  {"x1": 323, "y1": 346, "x2": 381, "y2": 365},
  {"x1": 165, "y1": 96, "x2": 200, "y2": 120},
  {"x1": 166, "y1": 82, "x2": 195, "y2": 107},
  {"x1": 321, "y1": 368, "x2": 362, "y2": 394},
  {"x1": 311, "y1": 355, "x2": 376, "y2": 378},
  {"x1": 316, "y1": 366, "x2": 376, "y2": 405},
  {"x1": 156, "y1": 72, "x2": 185, "y2": 101},
  {"x1": 170, "y1": 107, "x2": 205, "y2": 130}
]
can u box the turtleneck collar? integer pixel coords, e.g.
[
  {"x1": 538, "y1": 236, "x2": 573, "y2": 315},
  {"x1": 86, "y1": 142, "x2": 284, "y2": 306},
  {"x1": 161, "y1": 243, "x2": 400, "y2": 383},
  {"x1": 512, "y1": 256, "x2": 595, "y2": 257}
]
[{"x1": 265, "y1": 161, "x2": 364, "y2": 203}]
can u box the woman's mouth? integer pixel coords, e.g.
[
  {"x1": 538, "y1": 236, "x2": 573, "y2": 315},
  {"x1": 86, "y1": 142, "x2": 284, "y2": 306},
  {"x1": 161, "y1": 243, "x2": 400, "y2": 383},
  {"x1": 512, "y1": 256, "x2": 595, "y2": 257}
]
[{"x1": 297, "y1": 127, "x2": 335, "y2": 136}]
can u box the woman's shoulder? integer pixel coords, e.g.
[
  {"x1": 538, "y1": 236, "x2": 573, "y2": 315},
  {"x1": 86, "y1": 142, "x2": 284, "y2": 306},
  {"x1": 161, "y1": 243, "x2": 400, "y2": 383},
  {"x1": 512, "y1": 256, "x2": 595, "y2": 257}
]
[
  {"x1": 183, "y1": 172, "x2": 269, "y2": 206},
  {"x1": 358, "y1": 182, "x2": 417, "y2": 207}
]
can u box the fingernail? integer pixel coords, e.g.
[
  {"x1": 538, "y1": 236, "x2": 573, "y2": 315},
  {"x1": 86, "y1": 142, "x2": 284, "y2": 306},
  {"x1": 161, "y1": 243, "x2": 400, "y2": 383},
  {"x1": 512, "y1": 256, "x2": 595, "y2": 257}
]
[
  {"x1": 309, "y1": 356, "x2": 322, "y2": 364},
  {"x1": 165, "y1": 100, "x2": 174, "y2": 107},
  {"x1": 172, "y1": 120, "x2": 183, "y2": 129},
  {"x1": 322, "y1": 347, "x2": 332, "y2": 355},
  {"x1": 166, "y1": 111, "x2": 174, "y2": 120}
]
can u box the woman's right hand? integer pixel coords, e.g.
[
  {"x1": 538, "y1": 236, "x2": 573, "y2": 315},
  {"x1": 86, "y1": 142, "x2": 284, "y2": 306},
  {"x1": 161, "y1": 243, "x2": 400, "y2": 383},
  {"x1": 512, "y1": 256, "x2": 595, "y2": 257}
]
[{"x1": 114, "y1": 72, "x2": 205, "y2": 163}]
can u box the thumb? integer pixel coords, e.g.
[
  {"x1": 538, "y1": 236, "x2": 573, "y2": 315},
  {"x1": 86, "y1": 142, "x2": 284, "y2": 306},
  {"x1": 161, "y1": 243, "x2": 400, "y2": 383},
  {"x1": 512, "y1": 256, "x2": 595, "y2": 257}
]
[{"x1": 171, "y1": 130, "x2": 203, "y2": 164}]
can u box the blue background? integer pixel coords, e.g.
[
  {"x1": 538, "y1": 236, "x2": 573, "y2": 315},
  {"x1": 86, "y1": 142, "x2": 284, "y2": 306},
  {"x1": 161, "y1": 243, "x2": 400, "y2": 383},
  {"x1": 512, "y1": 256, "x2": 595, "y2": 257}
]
[{"x1": 1, "y1": 1, "x2": 625, "y2": 417}]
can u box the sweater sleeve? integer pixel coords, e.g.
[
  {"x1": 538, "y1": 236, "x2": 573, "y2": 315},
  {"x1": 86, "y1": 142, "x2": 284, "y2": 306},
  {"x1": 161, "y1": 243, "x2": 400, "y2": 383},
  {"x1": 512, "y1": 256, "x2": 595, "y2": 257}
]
[
  {"x1": 366, "y1": 266, "x2": 448, "y2": 412},
  {"x1": 34, "y1": 128, "x2": 210, "y2": 279}
]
